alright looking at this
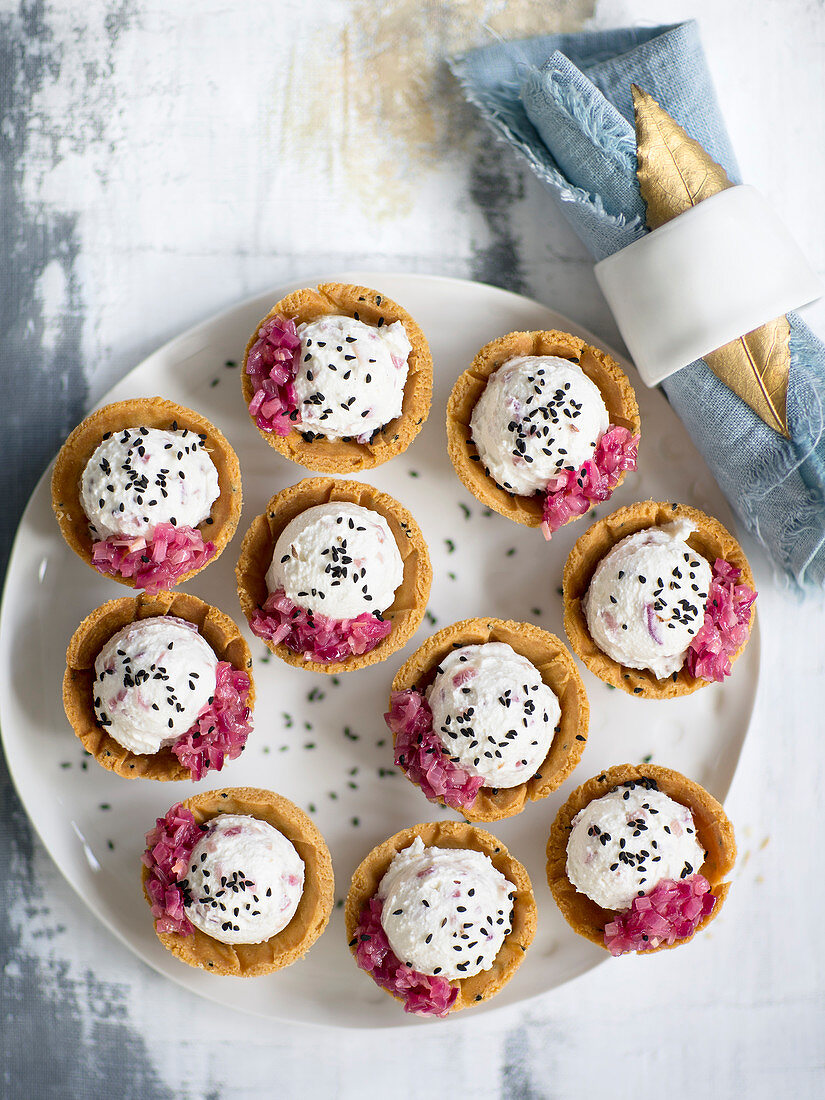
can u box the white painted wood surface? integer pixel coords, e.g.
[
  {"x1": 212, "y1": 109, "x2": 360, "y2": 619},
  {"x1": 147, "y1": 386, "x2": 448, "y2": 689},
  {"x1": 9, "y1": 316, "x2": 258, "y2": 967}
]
[{"x1": 2, "y1": 0, "x2": 824, "y2": 1095}]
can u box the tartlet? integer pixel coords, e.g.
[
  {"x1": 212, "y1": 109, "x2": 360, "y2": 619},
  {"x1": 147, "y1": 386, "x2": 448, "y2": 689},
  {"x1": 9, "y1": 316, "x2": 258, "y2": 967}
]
[
  {"x1": 142, "y1": 787, "x2": 334, "y2": 976},
  {"x1": 546, "y1": 763, "x2": 736, "y2": 954},
  {"x1": 345, "y1": 821, "x2": 536, "y2": 1016},
  {"x1": 64, "y1": 591, "x2": 254, "y2": 781},
  {"x1": 386, "y1": 618, "x2": 589, "y2": 821},
  {"x1": 236, "y1": 477, "x2": 432, "y2": 674},
  {"x1": 563, "y1": 501, "x2": 757, "y2": 699},
  {"x1": 447, "y1": 329, "x2": 640, "y2": 533},
  {"x1": 52, "y1": 397, "x2": 242, "y2": 589},
  {"x1": 241, "y1": 282, "x2": 433, "y2": 472}
]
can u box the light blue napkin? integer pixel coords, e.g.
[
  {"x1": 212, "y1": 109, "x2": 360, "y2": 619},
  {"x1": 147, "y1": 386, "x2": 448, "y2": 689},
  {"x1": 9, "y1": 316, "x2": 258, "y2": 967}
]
[{"x1": 449, "y1": 21, "x2": 825, "y2": 587}]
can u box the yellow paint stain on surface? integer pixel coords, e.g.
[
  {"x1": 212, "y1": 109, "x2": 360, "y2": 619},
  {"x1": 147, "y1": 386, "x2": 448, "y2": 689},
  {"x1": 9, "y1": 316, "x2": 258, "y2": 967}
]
[{"x1": 277, "y1": 0, "x2": 595, "y2": 218}]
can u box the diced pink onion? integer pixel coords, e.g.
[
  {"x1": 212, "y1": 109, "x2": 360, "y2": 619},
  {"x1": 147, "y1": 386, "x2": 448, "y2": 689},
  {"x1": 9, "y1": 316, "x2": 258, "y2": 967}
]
[
  {"x1": 604, "y1": 874, "x2": 717, "y2": 956},
  {"x1": 142, "y1": 803, "x2": 206, "y2": 936},
  {"x1": 353, "y1": 896, "x2": 458, "y2": 1017},
  {"x1": 171, "y1": 661, "x2": 253, "y2": 781},
  {"x1": 249, "y1": 587, "x2": 392, "y2": 663},
  {"x1": 541, "y1": 425, "x2": 639, "y2": 539},
  {"x1": 386, "y1": 689, "x2": 485, "y2": 812},
  {"x1": 245, "y1": 314, "x2": 301, "y2": 435},
  {"x1": 91, "y1": 523, "x2": 215, "y2": 593},
  {"x1": 686, "y1": 558, "x2": 756, "y2": 682},
  {"x1": 645, "y1": 603, "x2": 663, "y2": 645}
]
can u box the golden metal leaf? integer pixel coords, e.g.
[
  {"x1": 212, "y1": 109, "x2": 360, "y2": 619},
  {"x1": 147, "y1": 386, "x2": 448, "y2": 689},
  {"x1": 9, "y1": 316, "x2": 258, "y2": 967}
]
[
  {"x1": 632, "y1": 85, "x2": 733, "y2": 227},
  {"x1": 705, "y1": 318, "x2": 791, "y2": 437},
  {"x1": 631, "y1": 85, "x2": 790, "y2": 436}
]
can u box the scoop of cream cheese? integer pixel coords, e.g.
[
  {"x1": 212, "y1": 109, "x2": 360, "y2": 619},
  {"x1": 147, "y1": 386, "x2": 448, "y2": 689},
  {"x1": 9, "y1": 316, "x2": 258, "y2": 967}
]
[
  {"x1": 426, "y1": 642, "x2": 559, "y2": 789},
  {"x1": 377, "y1": 836, "x2": 514, "y2": 980},
  {"x1": 470, "y1": 355, "x2": 609, "y2": 496},
  {"x1": 93, "y1": 617, "x2": 218, "y2": 755},
  {"x1": 265, "y1": 502, "x2": 403, "y2": 619},
  {"x1": 566, "y1": 780, "x2": 706, "y2": 911},
  {"x1": 80, "y1": 426, "x2": 220, "y2": 540},
  {"x1": 582, "y1": 519, "x2": 712, "y2": 679},
  {"x1": 182, "y1": 814, "x2": 305, "y2": 944},
  {"x1": 292, "y1": 314, "x2": 411, "y2": 442}
]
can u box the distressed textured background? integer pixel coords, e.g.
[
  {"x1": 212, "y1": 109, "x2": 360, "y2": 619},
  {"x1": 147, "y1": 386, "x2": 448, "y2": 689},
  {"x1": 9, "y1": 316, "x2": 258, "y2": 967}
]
[{"x1": 1, "y1": 0, "x2": 824, "y2": 1096}]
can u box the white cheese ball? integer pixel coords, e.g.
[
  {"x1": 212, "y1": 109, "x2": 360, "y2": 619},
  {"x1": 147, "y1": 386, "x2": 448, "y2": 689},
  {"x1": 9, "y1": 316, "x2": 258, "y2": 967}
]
[
  {"x1": 378, "y1": 837, "x2": 514, "y2": 980},
  {"x1": 182, "y1": 814, "x2": 305, "y2": 945},
  {"x1": 293, "y1": 315, "x2": 411, "y2": 441},
  {"x1": 582, "y1": 520, "x2": 712, "y2": 679},
  {"x1": 566, "y1": 781, "x2": 706, "y2": 911},
  {"x1": 426, "y1": 642, "x2": 559, "y2": 788},
  {"x1": 265, "y1": 502, "x2": 403, "y2": 619},
  {"x1": 80, "y1": 426, "x2": 220, "y2": 540},
  {"x1": 470, "y1": 356, "x2": 609, "y2": 496},
  {"x1": 93, "y1": 617, "x2": 218, "y2": 755}
]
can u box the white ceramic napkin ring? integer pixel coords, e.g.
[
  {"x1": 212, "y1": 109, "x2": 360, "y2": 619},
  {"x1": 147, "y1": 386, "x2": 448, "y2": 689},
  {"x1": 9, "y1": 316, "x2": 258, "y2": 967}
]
[{"x1": 594, "y1": 185, "x2": 823, "y2": 387}]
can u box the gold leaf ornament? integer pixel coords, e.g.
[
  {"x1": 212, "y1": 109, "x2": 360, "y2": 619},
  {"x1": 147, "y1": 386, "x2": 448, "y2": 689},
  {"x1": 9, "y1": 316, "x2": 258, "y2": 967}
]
[{"x1": 632, "y1": 84, "x2": 790, "y2": 437}]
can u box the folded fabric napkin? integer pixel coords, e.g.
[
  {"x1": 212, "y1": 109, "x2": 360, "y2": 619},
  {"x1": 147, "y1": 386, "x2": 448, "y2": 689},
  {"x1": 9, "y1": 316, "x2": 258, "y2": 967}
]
[{"x1": 449, "y1": 20, "x2": 825, "y2": 587}]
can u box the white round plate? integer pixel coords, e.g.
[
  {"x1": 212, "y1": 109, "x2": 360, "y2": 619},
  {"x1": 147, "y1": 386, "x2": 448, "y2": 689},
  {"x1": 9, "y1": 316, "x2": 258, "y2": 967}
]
[{"x1": 0, "y1": 273, "x2": 759, "y2": 1029}]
